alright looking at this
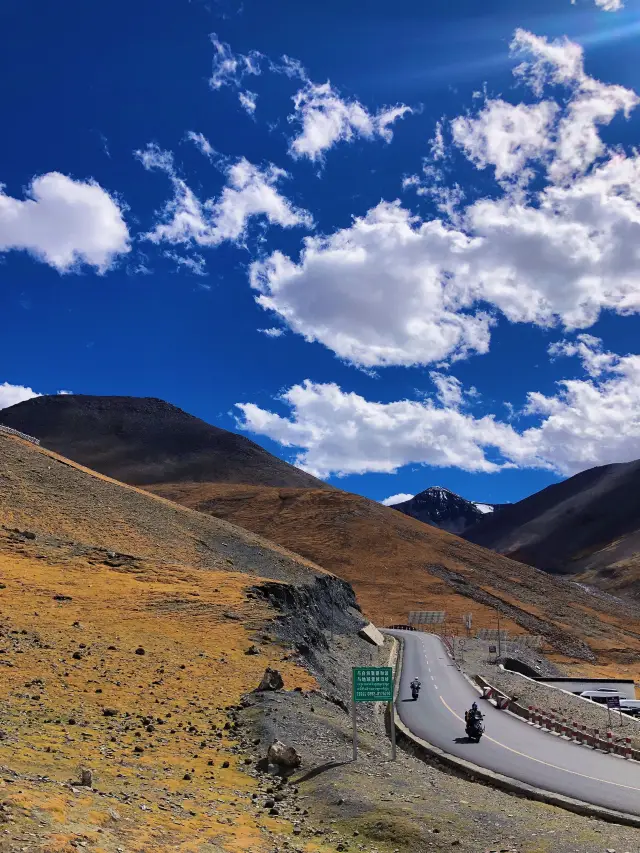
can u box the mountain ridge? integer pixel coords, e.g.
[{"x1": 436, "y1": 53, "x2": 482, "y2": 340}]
[
  {"x1": 390, "y1": 485, "x2": 501, "y2": 534},
  {"x1": 0, "y1": 393, "x2": 327, "y2": 490}
]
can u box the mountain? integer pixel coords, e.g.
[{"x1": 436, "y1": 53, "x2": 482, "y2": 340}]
[
  {"x1": 390, "y1": 486, "x2": 500, "y2": 534},
  {"x1": 0, "y1": 394, "x2": 327, "y2": 489},
  {"x1": 464, "y1": 459, "x2": 640, "y2": 598},
  {"x1": 146, "y1": 481, "x2": 640, "y2": 675}
]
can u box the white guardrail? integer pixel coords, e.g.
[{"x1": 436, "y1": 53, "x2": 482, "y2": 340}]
[{"x1": 0, "y1": 424, "x2": 40, "y2": 446}]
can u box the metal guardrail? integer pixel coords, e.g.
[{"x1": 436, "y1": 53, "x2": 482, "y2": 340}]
[{"x1": 0, "y1": 424, "x2": 40, "y2": 446}]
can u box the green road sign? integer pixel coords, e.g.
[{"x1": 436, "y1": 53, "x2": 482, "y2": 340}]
[{"x1": 352, "y1": 666, "x2": 394, "y2": 703}]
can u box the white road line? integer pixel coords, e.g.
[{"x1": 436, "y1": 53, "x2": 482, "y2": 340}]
[
  {"x1": 430, "y1": 675, "x2": 435, "y2": 681},
  {"x1": 434, "y1": 684, "x2": 439, "y2": 690}
]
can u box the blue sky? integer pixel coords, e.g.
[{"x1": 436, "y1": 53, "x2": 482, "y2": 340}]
[{"x1": 2, "y1": 0, "x2": 640, "y2": 507}]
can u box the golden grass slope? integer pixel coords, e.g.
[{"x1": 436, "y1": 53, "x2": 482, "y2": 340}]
[
  {"x1": 147, "y1": 482, "x2": 640, "y2": 679},
  {"x1": 0, "y1": 433, "x2": 342, "y2": 852}
]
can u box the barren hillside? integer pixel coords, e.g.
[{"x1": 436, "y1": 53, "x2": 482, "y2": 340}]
[
  {"x1": 147, "y1": 482, "x2": 640, "y2": 678},
  {"x1": 0, "y1": 394, "x2": 326, "y2": 489},
  {"x1": 465, "y1": 458, "x2": 640, "y2": 598}
]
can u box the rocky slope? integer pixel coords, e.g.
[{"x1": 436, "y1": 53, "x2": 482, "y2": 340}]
[
  {"x1": 390, "y1": 486, "x2": 499, "y2": 534},
  {"x1": 465, "y1": 458, "x2": 640, "y2": 599},
  {"x1": 146, "y1": 481, "x2": 640, "y2": 677},
  {"x1": 0, "y1": 394, "x2": 326, "y2": 489}
]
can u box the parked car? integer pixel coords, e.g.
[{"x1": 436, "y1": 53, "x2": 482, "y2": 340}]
[
  {"x1": 619, "y1": 699, "x2": 640, "y2": 717},
  {"x1": 579, "y1": 689, "x2": 625, "y2": 705}
]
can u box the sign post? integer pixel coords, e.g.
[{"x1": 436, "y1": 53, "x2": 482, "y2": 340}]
[
  {"x1": 606, "y1": 695, "x2": 620, "y2": 729},
  {"x1": 352, "y1": 666, "x2": 395, "y2": 761}
]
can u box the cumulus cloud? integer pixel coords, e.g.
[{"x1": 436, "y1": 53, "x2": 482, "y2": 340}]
[
  {"x1": 0, "y1": 382, "x2": 41, "y2": 410},
  {"x1": 288, "y1": 80, "x2": 411, "y2": 161},
  {"x1": 250, "y1": 201, "x2": 493, "y2": 368},
  {"x1": 136, "y1": 143, "x2": 312, "y2": 248},
  {"x1": 236, "y1": 379, "x2": 521, "y2": 478},
  {"x1": 250, "y1": 29, "x2": 640, "y2": 367},
  {"x1": 236, "y1": 336, "x2": 640, "y2": 479},
  {"x1": 0, "y1": 383, "x2": 71, "y2": 410},
  {"x1": 0, "y1": 172, "x2": 130, "y2": 273},
  {"x1": 381, "y1": 493, "x2": 414, "y2": 506}
]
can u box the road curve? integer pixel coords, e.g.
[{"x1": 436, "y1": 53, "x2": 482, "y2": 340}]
[{"x1": 390, "y1": 629, "x2": 640, "y2": 816}]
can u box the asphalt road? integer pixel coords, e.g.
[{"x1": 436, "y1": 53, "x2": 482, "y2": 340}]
[{"x1": 390, "y1": 629, "x2": 640, "y2": 816}]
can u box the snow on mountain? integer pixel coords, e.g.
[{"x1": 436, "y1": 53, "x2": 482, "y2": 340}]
[{"x1": 389, "y1": 486, "x2": 499, "y2": 535}]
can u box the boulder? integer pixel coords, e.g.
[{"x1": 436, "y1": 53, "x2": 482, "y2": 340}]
[
  {"x1": 256, "y1": 667, "x2": 284, "y2": 691},
  {"x1": 267, "y1": 739, "x2": 302, "y2": 771},
  {"x1": 358, "y1": 622, "x2": 384, "y2": 647}
]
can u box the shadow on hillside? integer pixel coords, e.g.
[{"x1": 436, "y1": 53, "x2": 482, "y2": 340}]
[{"x1": 295, "y1": 760, "x2": 350, "y2": 783}]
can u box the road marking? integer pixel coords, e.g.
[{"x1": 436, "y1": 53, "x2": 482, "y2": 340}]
[
  {"x1": 439, "y1": 696, "x2": 640, "y2": 793},
  {"x1": 434, "y1": 684, "x2": 439, "y2": 691},
  {"x1": 430, "y1": 675, "x2": 435, "y2": 681}
]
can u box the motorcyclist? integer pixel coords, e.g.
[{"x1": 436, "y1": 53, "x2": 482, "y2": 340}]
[
  {"x1": 465, "y1": 701, "x2": 480, "y2": 724},
  {"x1": 410, "y1": 677, "x2": 421, "y2": 692}
]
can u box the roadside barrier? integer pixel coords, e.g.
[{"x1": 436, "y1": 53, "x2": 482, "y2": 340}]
[
  {"x1": 0, "y1": 424, "x2": 40, "y2": 445},
  {"x1": 474, "y1": 674, "x2": 640, "y2": 761}
]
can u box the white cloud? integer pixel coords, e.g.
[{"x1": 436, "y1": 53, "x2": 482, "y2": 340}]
[
  {"x1": 235, "y1": 337, "x2": 640, "y2": 480},
  {"x1": 0, "y1": 173, "x2": 130, "y2": 273},
  {"x1": 136, "y1": 143, "x2": 312, "y2": 248},
  {"x1": 251, "y1": 29, "x2": 640, "y2": 367},
  {"x1": 0, "y1": 382, "x2": 41, "y2": 410},
  {"x1": 238, "y1": 91, "x2": 258, "y2": 115},
  {"x1": 250, "y1": 201, "x2": 493, "y2": 368},
  {"x1": 236, "y1": 380, "x2": 521, "y2": 478},
  {"x1": 518, "y1": 338, "x2": 640, "y2": 474},
  {"x1": 381, "y1": 493, "x2": 414, "y2": 506},
  {"x1": 187, "y1": 132, "x2": 217, "y2": 159},
  {"x1": 288, "y1": 80, "x2": 411, "y2": 161},
  {"x1": 0, "y1": 383, "x2": 72, "y2": 409},
  {"x1": 164, "y1": 250, "x2": 207, "y2": 276},
  {"x1": 209, "y1": 34, "x2": 263, "y2": 113},
  {"x1": 259, "y1": 327, "x2": 284, "y2": 338},
  {"x1": 548, "y1": 333, "x2": 617, "y2": 377},
  {"x1": 451, "y1": 100, "x2": 558, "y2": 182},
  {"x1": 429, "y1": 372, "x2": 464, "y2": 409},
  {"x1": 574, "y1": 0, "x2": 623, "y2": 10},
  {"x1": 511, "y1": 29, "x2": 638, "y2": 183}
]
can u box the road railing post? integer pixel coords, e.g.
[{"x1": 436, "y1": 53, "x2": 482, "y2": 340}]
[
  {"x1": 606, "y1": 731, "x2": 613, "y2": 753},
  {"x1": 624, "y1": 737, "x2": 632, "y2": 759},
  {"x1": 593, "y1": 728, "x2": 599, "y2": 750}
]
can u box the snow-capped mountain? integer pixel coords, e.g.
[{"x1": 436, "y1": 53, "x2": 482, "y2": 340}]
[{"x1": 389, "y1": 486, "x2": 501, "y2": 535}]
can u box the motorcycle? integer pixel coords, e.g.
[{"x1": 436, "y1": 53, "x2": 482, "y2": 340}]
[
  {"x1": 465, "y1": 712, "x2": 484, "y2": 743},
  {"x1": 411, "y1": 683, "x2": 421, "y2": 701}
]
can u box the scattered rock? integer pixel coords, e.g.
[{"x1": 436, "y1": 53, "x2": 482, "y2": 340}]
[
  {"x1": 223, "y1": 611, "x2": 242, "y2": 621},
  {"x1": 256, "y1": 667, "x2": 284, "y2": 692},
  {"x1": 53, "y1": 594, "x2": 72, "y2": 602},
  {"x1": 245, "y1": 645, "x2": 260, "y2": 656},
  {"x1": 102, "y1": 708, "x2": 119, "y2": 717},
  {"x1": 266, "y1": 739, "x2": 302, "y2": 771},
  {"x1": 135, "y1": 647, "x2": 145, "y2": 656},
  {"x1": 80, "y1": 769, "x2": 93, "y2": 787}
]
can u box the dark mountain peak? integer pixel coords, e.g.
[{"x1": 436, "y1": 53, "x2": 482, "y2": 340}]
[
  {"x1": 390, "y1": 486, "x2": 497, "y2": 535},
  {"x1": 0, "y1": 394, "x2": 327, "y2": 490}
]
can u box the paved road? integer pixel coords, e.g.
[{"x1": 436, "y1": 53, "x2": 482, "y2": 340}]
[{"x1": 390, "y1": 629, "x2": 640, "y2": 816}]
